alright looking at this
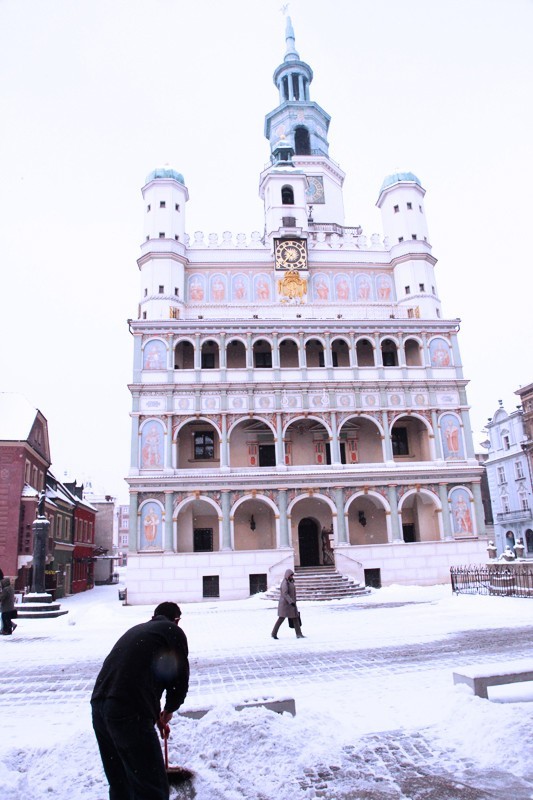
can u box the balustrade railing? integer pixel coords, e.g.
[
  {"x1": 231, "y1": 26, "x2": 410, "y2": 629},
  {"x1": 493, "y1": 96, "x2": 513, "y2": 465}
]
[{"x1": 450, "y1": 564, "x2": 533, "y2": 598}]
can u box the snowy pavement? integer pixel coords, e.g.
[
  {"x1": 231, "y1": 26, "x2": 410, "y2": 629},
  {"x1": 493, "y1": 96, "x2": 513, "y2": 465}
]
[{"x1": 2, "y1": 582, "x2": 533, "y2": 799}]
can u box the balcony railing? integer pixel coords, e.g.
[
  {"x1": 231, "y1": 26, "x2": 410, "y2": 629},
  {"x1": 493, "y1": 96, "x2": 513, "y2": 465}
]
[{"x1": 496, "y1": 507, "x2": 531, "y2": 522}]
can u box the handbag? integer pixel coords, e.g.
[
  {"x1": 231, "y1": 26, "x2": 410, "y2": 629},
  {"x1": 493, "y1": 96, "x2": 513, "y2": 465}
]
[
  {"x1": 288, "y1": 613, "x2": 302, "y2": 629},
  {"x1": 9, "y1": 609, "x2": 18, "y2": 619}
]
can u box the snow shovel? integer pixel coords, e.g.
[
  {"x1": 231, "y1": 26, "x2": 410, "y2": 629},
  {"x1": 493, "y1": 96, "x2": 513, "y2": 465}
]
[{"x1": 162, "y1": 725, "x2": 194, "y2": 785}]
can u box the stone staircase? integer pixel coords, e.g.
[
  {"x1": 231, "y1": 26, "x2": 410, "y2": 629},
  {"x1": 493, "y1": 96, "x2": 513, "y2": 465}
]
[
  {"x1": 266, "y1": 565, "x2": 370, "y2": 601},
  {"x1": 16, "y1": 592, "x2": 68, "y2": 619}
]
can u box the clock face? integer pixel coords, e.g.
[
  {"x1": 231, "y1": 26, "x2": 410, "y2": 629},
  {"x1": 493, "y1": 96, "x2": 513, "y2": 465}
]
[
  {"x1": 275, "y1": 239, "x2": 308, "y2": 270},
  {"x1": 305, "y1": 175, "x2": 325, "y2": 204}
]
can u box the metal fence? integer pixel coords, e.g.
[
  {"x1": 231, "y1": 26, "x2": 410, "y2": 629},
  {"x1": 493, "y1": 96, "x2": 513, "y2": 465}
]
[{"x1": 450, "y1": 565, "x2": 533, "y2": 598}]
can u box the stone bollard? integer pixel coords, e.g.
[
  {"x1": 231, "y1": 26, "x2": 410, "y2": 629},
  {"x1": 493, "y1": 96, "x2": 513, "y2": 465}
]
[{"x1": 487, "y1": 541, "x2": 497, "y2": 560}]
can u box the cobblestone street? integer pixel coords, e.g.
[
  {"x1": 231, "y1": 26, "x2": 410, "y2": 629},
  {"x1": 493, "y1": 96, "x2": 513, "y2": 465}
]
[{"x1": 3, "y1": 615, "x2": 533, "y2": 798}]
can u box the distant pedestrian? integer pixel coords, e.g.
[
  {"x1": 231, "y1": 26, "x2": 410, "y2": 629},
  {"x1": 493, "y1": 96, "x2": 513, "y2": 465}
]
[
  {"x1": 0, "y1": 577, "x2": 17, "y2": 635},
  {"x1": 91, "y1": 601, "x2": 189, "y2": 800},
  {"x1": 271, "y1": 569, "x2": 304, "y2": 639}
]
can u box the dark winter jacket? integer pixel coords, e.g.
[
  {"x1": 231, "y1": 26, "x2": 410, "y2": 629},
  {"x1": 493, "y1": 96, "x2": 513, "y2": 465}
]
[
  {"x1": 91, "y1": 616, "x2": 189, "y2": 721},
  {"x1": 0, "y1": 578, "x2": 15, "y2": 613},
  {"x1": 277, "y1": 569, "x2": 298, "y2": 618}
]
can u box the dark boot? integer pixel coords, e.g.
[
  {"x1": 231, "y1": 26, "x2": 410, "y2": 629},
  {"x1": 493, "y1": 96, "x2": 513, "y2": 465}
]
[
  {"x1": 294, "y1": 618, "x2": 305, "y2": 638},
  {"x1": 271, "y1": 617, "x2": 283, "y2": 639}
]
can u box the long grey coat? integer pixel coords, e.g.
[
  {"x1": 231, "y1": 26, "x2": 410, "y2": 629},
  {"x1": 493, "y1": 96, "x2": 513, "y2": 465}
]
[
  {"x1": 0, "y1": 578, "x2": 15, "y2": 613},
  {"x1": 277, "y1": 569, "x2": 298, "y2": 618}
]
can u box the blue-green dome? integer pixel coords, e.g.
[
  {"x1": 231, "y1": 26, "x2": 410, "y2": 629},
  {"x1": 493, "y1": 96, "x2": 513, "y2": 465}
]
[
  {"x1": 145, "y1": 167, "x2": 185, "y2": 185},
  {"x1": 380, "y1": 171, "x2": 422, "y2": 192}
]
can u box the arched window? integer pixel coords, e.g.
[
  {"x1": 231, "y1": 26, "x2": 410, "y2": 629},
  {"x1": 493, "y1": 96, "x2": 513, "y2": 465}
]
[
  {"x1": 281, "y1": 185, "x2": 294, "y2": 205},
  {"x1": 294, "y1": 126, "x2": 311, "y2": 155}
]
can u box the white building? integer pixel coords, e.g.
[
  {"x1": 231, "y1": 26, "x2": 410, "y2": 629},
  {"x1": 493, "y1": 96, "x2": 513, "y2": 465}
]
[
  {"x1": 125, "y1": 17, "x2": 487, "y2": 604},
  {"x1": 483, "y1": 401, "x2": 533, "y2": 556}
]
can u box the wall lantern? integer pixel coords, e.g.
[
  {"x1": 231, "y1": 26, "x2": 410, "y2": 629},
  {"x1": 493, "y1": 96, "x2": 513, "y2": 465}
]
[
  {"x1": 249, "y1": 515, "x2": 256, "y2": 531},
  {"x1": 358, "y1": 511, "x2": 367, "y2": 527}
]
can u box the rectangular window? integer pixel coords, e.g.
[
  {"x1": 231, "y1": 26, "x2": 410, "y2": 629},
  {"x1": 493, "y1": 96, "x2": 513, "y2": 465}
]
[
  {"x1": 194, "y1": 528, "x2": 213, "y2": 552},
  {"x1": 502, "y1": 497, "x2": 510, "y2": 513},
  {"x1": 405, "y1": 285, "x2": 411, "y2": 294},
  {"x1": 56, "y1": 516, "x2": 62, "y2": 539},
  {"x1": 412, "y1": 234, "x2": 417, "y2": 240},
  {"x1": 521, "y1": 495, "x2": 529, "y2": 511},
  {"x1": 175, "y1": 203, "x2": 180, "y2": 211},
  {"x1": 502, "y1": 434, "x2": 510, "y2": 450},
  {"x1": 419, "y1": 283, "x2": 425, "y2": 292},
  {"x1": 194, "y1": 431, "x2": 215, "y2": 460},
  {"x1": 147, "y1": 204, "x2": 151, "y2": 212},
  {"x1": 158, "y1": 285, "x2": 164, "y2": 293},
  {"x1": 174, "y1": 288, "x2": 179, "y2": 296},
  {"x1": 497, "y1": 466, "x2": 506, "y2": 484},
  {"x1": 398, "y1": 236, "x2": 404, "y2": 242},
  {"x1": 202, "y1": 575, "x2": 219, "y2": 598},
  {"x1": 249, "y1": 574, "x2": 267, "y2": 595},
  {"x1": 159, "y1": 232, "x2": 165, "y2": 238},
  {"x1": 392, "y1": 427, "x2": 409, "y2": 456},
  {"x1": 393, "y1": 205, "x2": 399, "y2": 213},
  {"x1": 407, "y1": 202, "x2": 412, "y2": 210},
  {"x1": 160, "y1": 201, "x2": 166, "y2": 208},
  {"x1": 515, "y1": 461, "x2": 525, "y2": 479},
  {"x1": 255, "y1": 351, "x2": 272, "y2": 368}
]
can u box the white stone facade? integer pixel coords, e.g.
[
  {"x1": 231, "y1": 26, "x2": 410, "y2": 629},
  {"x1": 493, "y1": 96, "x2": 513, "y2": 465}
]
[
  {"x1": 484, "y1": 402, "x2": 533, "y2": 556},
  {"x1": 126, "y1": 18, "x2": 487, "y2": 603}
]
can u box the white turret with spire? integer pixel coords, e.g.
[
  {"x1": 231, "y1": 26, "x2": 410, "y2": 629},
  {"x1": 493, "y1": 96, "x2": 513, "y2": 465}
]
[{"x1": 260, "y1": 16, "x2": 345, "y2": 240}]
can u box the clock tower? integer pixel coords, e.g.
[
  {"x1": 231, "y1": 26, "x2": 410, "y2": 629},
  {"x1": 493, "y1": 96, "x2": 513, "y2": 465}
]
[{"x1": 259, "y1": 15, "x2": 346, "y2": 240}]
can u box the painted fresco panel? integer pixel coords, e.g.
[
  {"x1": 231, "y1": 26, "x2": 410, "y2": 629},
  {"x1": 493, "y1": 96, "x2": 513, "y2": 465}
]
[
  {"x1": 449, "y1": 488, "x2": 474, "y2": 535},
  {"x1": 440, "y1": 414, "x2": 464, "y2": 459},
  {"x1": 430, "y1": 338, "x2": 451, "y2": 367},
  {"x1": 141, "y1": 421, "x2": 164, "y2": 468},
  {"x1": 140, "y1": 502, "x2": 163, "y2": 550},
  {"x1": 143, "y1": 340, "x2": 166, "y2": 370}
]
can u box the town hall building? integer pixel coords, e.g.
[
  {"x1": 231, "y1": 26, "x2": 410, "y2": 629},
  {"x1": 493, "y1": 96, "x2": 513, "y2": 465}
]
[{"x1": 125, "y1": 18, "x2": 487, "y2": 603}]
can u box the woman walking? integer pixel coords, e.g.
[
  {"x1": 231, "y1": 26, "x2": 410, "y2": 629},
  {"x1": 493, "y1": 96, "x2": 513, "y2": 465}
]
[
  {"x1": 271, "y1": 569, "x2": 304, "y2": 639},
  {"x1": 0, "y1": 576, "x2": 17, "y2": 635}
]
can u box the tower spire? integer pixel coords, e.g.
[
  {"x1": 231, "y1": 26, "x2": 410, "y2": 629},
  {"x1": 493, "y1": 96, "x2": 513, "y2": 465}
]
[{"x1": 284, "y1": 16, "x2": 299, "y2": 62}]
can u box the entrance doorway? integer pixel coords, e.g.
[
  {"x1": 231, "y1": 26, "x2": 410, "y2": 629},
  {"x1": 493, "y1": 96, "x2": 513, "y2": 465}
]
[
  {"x1": 402, "y1": 523, "x2": 416, "y2": 543},
  {"x1": 259, "y1": 444, "x2": 276, "y2": 467},
  {"x1": 298, "y1": 518, "x2": 320, "y2": 566}
]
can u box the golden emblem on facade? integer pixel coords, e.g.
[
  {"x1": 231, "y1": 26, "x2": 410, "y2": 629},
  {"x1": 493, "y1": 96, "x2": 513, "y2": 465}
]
[{"x1": 277, "y1": 270, "x2": 307, "y2": 302}]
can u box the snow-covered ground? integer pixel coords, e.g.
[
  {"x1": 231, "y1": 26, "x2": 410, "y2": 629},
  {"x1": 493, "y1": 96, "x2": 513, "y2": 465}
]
[{"x1": 1, "y1": 580, "x2": 532, "y2": 799}]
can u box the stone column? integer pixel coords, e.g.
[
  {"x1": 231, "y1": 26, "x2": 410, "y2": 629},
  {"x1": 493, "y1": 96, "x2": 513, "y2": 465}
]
[
  {"x1": 330, "y1": 410, "x2": 341, "y2": 465},
  {"x1": 164, "y1": 491, "x2": 174, "y2": 551},
  {"x1": 335, "y1": 487, "x2": 347, "y2": 543},
  {"x1": 382, "y1": 410, "x2": 393, "y2": 462},
  {"x1": 439, "y1": 483, "x2": 452, "y2": 539},
  {"x1": 129, "y1": 492, "x2": 138, "y2": 552},
  {"x1": 130, "y1": 415, "x2": 140, "y2": 469},
  {"x1": 221, "y1": 491, "x2": 232, "y2": 550},
  {"x1": 432, "y1": 409, "x2": 443, "y2": 459},
  {"x1": 471, "y1": 482, "x2": 486, "y2": 536},
  {"x1": 165, "y1": 415, "x2": 173, "y2": 468},
  {"x1": 278, "y1": 489, "x2": 290, "y2": 547},
  {"x1": 387, "y1": 485, "x2": 402, "y2": 542},
  {"x1": 220, "y1": 413, "x2": 229, "y2": 469}
]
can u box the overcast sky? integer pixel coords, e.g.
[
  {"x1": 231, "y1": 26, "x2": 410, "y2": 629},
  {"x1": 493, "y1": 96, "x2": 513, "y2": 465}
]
[{"x1": 1, "y1": 0, "x2": 532, "y2": 502}]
